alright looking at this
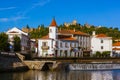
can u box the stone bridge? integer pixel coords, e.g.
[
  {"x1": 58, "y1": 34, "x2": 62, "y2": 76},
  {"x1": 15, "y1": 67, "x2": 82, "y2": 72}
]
[
  {"x1": 16, "y1": 53, "x2": 120, "y2": 70},
  {"x1": 16, "y1": 53, "x2": 61, "y2": 70},
  {"x1": 24, "y1": 61, "x2": 60, "y2": 70}
]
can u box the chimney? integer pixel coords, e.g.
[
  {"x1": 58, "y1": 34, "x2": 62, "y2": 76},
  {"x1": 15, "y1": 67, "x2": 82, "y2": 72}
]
[{"x1": 92, "y1": 31, "x2": 96, "y2": 36}]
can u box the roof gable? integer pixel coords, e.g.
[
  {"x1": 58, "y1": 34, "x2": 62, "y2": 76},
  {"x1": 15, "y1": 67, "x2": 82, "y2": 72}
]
[{"x1": 6, "y1": 27, "x2": 28, "y2": 36}]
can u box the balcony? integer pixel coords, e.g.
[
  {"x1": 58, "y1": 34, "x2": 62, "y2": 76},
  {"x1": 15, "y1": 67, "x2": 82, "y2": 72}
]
[{"x1": 41, "y1": 46, "x2": 49, "y2": 50}]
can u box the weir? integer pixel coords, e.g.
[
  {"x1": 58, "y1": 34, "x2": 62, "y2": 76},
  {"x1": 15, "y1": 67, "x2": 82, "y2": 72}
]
[
  {"x1": 16, "y1": 53, "x2": 120, "y2": 71},
  {"x1": 69, "y1": 63, "x2": 120, "y2": 70}
]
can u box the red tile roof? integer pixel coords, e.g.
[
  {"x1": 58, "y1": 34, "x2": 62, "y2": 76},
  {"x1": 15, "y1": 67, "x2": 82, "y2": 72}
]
[
  {"x1": 113, "y1": 42, "x2": 120, "y2": 46},
  {"x1": 59, "y1": 37, "x2": 77, "y2": 41},
  {"x1": 113, "y1": 48, "x2": 120, "y2": 50},
  {"x1": 96, "y1": 34, "x2": 107, "y2": 37},
  {"x1": 50, "y1": 18, "x2": 57, "y2": 27},
  {"x1": 41, "y1": 35, "x2": 49, "y2": 39},
  {"x1": 58, "y1": 30, "x2": 89, "y2": 36}
]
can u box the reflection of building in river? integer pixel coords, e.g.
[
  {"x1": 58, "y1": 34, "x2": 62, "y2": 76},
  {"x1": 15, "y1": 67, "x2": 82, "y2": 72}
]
[
  {"x1": 56, "y1": 71, "x2": 91, "y2": 80},
  {"x1": 10, "y1": 70, "x2": 120, "y2": 80},
  {"x1": 91, "y1": 71, "x2": 113, "y2": 80},
  {"x1": 68, "y1": 71, "x2": 91, "y2": 80},
  {"x1": 13, "y1": 70, "x2": 57, "y2": 80}
]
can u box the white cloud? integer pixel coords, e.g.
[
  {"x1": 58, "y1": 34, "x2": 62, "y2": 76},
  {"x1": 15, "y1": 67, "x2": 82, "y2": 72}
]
[
  {"x1": 33, "y1": 0, "x2": 50, "y2": 8},
  {"x1": 11, "y1": 16, "x2": 26, "y2": 21},
  {"x1": 0, "y1": 7, "x2": 16, "y2": 11},
  {"x1": 0, "y1": 16, "x2": 26, "y2": 22},
  {"x1": 0, "y1": 0, "x2": 51, "y2": 22}
]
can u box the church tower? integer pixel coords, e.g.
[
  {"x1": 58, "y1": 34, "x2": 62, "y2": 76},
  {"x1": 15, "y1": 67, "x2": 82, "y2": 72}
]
[{"x1": 49, "y1": 18, "x2": 57, "y2": 40}]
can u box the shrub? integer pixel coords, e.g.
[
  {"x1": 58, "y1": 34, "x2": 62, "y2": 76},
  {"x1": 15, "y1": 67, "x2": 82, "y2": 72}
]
[
  {"x1": 102, "y1": 51, "x2": 110, "y2": 57},
  {"x1": 95, "y1": 51, "x2": 101, "y2": 58}
]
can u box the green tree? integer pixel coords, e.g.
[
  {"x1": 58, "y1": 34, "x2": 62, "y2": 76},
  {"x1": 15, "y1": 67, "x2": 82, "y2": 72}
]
[
  {"x1": 102, "y1": 51, "x2": 110, "y2": 57},
  {"x1": 26, "y1": 24, "x2": 30, "y2": 29},
  {"x1": 0, "y1": 33, "x2": 10, "y2": 51},
  {"x1": 14, "y1": 36, "x2": 21, "y2": 52},
  {"x1": 29, "y1": 25, "x2": 48, "y2": 38},
  {"x1": 95, "y1": 51, "x2": 101, "y2": 58}
]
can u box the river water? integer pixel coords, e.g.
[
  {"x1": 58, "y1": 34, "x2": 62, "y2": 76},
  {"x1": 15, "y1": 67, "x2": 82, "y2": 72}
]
[{"x1": 0, "y1": 70, "x2": 120, "y2": 80}]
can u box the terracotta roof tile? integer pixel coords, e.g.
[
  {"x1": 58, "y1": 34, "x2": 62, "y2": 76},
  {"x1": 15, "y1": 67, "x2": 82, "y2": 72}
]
[
  {"x1": 113, "y1": 48, "x2": 120, "y2": 50},
  {"x1": 96, "y1": 34, "x2": 107, "y2": 37},
  {"x1": 113, "y1": 42, "x2": 120, "y2": 46},
  {"x1": 58, "y1": 30, "x2": 89, "y2": 36},
  {"x1": 41, "y1": 35, "x2": 49, "y2": 39},
  {"x1": 50, "y1": 18, "x2": 57, "y2": 27},
  {"x1": 59, "y1": 37, "x2": 77, "y2": 41}
]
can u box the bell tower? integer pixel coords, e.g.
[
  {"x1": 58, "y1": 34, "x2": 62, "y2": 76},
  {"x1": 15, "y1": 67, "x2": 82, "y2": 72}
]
[{"x1": 49, "y1": 18, "x2": 57, "y2": 40}]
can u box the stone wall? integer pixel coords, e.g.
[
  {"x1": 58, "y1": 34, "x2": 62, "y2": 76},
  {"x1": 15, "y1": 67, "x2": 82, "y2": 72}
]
[{"x1": 0, "y1": 53, "x2": 28, "y2": 72}]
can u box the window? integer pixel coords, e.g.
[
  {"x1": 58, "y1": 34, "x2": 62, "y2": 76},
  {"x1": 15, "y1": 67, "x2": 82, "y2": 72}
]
[
  {"x1": 74, "y1": 43, "x2": 76, "y2": 47},
  {"x1": 60, "y1": 42, "x2": 62, "y2": 47},
  {"x1": 49, "y1": 29, "x2": 52, "y2": 33},
  {"x1": 65, "y1": 42, "x2": 68, "y2": 47},
  {"x1": 55, "y1": 41, "x2": 58, "y2": 48},
  {"x1": 101, "y1": 46, "x2": 103, "y2": 49},
  {"x1": 42, "y1": 42, "x2": 47, "y2": 46},
  {"x1": 56, "y1": 29, "x2": 58, "y2": 32},
  {"x1": 70, "y1": 43, "x2": 72, "y2": 47},
  {"x1": 101, "y1": 40, "x2": 103, "y2": 43}
]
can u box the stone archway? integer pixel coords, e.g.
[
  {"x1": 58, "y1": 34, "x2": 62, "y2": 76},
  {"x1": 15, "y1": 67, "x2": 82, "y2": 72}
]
[{"x1": 41, "y1": 62, "x2": 53, "y2": 71}]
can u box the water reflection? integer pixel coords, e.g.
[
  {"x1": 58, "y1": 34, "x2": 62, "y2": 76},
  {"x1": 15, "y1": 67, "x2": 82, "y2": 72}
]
[{"x1": 0, "y1": 70, "x2": 120, "y2": 80}]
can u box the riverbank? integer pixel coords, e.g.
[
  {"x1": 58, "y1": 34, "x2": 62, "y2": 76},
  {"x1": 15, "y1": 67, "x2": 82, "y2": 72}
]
[
  {"x1": 1, "y1": 53, "x2": 120, "y2": 72},
  {"x1": 0, "y1": 53, "x2": 29, "y2": 72}
]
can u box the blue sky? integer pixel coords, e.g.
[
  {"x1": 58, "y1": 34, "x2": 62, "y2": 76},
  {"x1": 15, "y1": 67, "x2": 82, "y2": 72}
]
[{"x1": 0, "y1": 0, "x2": 120, "y2": 32}]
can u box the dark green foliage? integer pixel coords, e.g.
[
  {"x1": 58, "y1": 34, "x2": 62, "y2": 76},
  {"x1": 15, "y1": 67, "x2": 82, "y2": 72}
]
[
  {"x1": 93, "y1": 51, "x2": 111, "y2": 58},
  {"x1": 0, "y1": 33, "x2": 10, "y2": 51},
  {"x1": 26, "y1": 24, "x2": 30, "y2": 29},
  {"x1": 102, "y1": 51, "x2": 110, "y2": 57},
  {"x1": 95, "y1": 51, "x2": 101, "y2": 57},
  {"x1": 29, "y1": 25, "x2": 48, "y2": 38},
  {"x1": 14, "y1": 36, "x2": 21, "y2": 52},
  {"x1": 58, "y1": 24, "x2": 120, "y2": 42},
  {"x1": 27, "y1": 23, "x2": 120, "y2": 41}
]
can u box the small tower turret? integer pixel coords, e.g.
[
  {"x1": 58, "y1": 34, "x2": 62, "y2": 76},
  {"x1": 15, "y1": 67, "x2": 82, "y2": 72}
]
[{"x1": 49, "y1": 18, "x2": 57, "y2": 40}]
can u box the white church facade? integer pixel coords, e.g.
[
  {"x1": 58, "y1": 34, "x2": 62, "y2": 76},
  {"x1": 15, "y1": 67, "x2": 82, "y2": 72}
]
[{"x1": 38, "y1": 19, "x2": 91, "y2": 57}]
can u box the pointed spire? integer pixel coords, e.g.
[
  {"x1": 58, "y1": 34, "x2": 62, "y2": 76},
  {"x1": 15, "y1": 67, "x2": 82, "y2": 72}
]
[{"x1": 50, "y1": 18, "x2": 57, "y2": 27}]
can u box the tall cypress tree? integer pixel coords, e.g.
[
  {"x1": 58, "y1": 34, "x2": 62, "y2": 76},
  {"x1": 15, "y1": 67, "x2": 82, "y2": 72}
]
[
  {"x1": 14, "y1": 36, "x2": 21, "y2": 52},
  {"x1": 0, "y1": 33, "x2": 10, "y2": 51}
]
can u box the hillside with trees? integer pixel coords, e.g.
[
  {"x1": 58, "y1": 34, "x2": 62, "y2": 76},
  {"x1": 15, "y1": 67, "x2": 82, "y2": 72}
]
[
  {"x1": 29, "y1": 25, "x2": 49, "y2": 39},
  {"x1": 24, "y1": 23, "x2": 120, "y2": 42}
]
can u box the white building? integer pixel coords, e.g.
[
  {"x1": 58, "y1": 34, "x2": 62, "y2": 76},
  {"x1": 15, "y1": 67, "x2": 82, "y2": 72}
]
[
  {"x1": 6, "y1": 27, "x2": 30, "y2": 53},
  {"x1": 38, "y1": 19, "x2": 91, "y2": 57},
  {"x1": 91, "y1": 31, "x2": 112, "y2": 56}
]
